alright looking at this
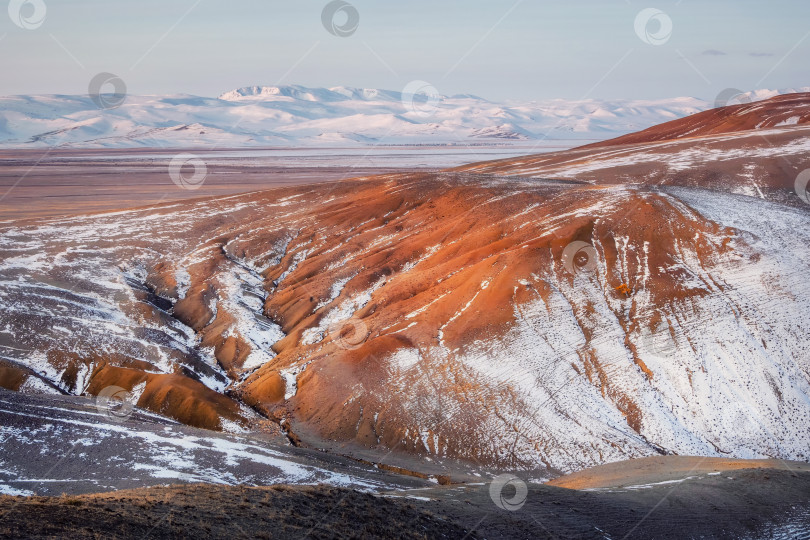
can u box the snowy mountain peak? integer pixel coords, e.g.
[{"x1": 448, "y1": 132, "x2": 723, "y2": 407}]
[
  {"x1": 218, "y1": 85, "x2": 394, "y2": 102},
  {"x1": 737, "y1": 87, "x2": 810, "y2": 102},
  {"x1": 1, "y1": 86, "x2": 808, "y2": 149}
]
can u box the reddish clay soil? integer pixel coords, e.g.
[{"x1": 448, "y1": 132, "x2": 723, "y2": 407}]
[
  {"x1": 0, "y1": 171, "x2": 754, "y2": 467},
  {"x1": 582, "y1": 92, "x2": 810, "y2": 148},
  {"x1": 452, "y1": 93, "x2": 810, "y2": 199},
  {"x1": 230, "y1": 176, "x2": 737, "y2": 468},
  {"x1": 0, "y1": 171, "x2": 724, "y2": 456}
]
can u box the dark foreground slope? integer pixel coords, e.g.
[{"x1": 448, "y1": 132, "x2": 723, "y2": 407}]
[
  {"x1": 0, "y1": 485, "x2": 473, "y2": 540},
  {"x1": 1, "y1": 390, "x2": 808, "y2": 539},
  {"x1": 2, "y1": 470, "x2": 809, "y2": 539}
]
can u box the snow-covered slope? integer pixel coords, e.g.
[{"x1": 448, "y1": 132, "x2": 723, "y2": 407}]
[
  {"x1": 0, "y1": 389, "x2": 427, "y2": 496},
  {"x1": 2, "y1": 93, "x2": 809, "y2": 479},
  {"x1": 2, "y1": 172, "x2": 809, "y2": 475},
  {"x1": 0, "y1": 84, "x2": 780, "y2": 149}
]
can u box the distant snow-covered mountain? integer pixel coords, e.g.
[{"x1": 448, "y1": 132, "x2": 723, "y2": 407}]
[{"x1": 0, "y1": 85, "x2": 805, "y2": 149}]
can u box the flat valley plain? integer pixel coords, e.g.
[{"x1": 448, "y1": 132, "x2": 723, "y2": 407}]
[{"x1": 0, "y1": 145, "x2": 538, "y2": 220}]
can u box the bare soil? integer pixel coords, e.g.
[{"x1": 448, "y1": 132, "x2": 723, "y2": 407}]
[
  {"x1": 0, "y1": 148, "x2": 409, "y2": 220},
  {"x1": 1, "y1": 468, "x2": 809, "y2": 539},
  {"x1": 0, "y1": 484, "x2": 474, "y2": 539},
  {"x1": 547, "y1": 455, "x2": 810, "y2": 489}
]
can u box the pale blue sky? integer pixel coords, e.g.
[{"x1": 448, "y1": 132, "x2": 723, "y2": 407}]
[{"x1": 1, "y1": 0, "x2": 807, "y2": 101}]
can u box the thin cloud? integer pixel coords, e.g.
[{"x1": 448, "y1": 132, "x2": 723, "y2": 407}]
[{"x1": 702, "y1": 49, "x2": 727, "y2": 56}]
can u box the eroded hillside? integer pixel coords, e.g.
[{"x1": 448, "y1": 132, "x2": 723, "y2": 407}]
[{"x1": 2, "y1": 164, "x2": 809, "y2": 474}]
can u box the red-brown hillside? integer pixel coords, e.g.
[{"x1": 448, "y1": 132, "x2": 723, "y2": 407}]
[
  {"x1": 3, "y1": 93, "x2": 810, "y2": 477},
  {"x1": 583, "y1": 92, "x2": 810, "y2": 148},
  {"x1": 453, "y1": 94, "x2": 810, "y2": 200}
]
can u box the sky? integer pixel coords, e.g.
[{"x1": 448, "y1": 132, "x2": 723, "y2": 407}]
[{"x1": 1, "y1": 0, "x2": 807, "y2": 102}]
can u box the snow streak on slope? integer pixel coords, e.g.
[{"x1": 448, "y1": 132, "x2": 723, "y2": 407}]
[
  {"x1": 0, "y1": 389, "x2": 425, "y2": 496},
  {"x1": 455, "y1": 127, "x2": 810, "y2": 208},
  {"x1": 1, "y1": 174, "x2": 809, "y2": 474},
  {"x1": 290, "y1": 181, "x2": 809, "y2": 473},
  {"x1": 0, "y1": 197, "x2": 293, "y2": 431},
  {"x1": 453, "y1": 93, "x2": 810, "y2": 210},
  {"x1": 652, "y1": 189, "x2": 810, "y2": 457}
]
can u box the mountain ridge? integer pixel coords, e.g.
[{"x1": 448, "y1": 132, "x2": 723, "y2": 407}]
[{"x1": 1, "y1": 85, "x2": 805, "y2": 149}]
